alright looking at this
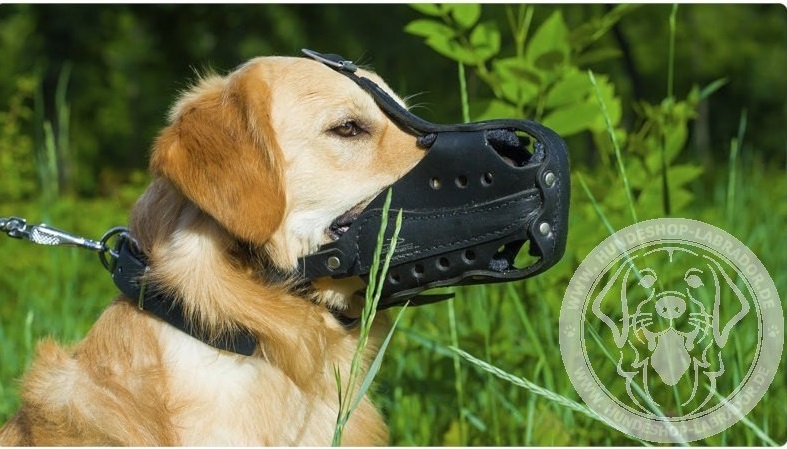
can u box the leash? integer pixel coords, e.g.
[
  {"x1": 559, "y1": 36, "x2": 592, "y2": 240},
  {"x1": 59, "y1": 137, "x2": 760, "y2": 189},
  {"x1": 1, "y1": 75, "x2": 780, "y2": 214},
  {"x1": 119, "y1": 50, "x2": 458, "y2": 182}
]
[
  {"x1": 1, "y1": 215, "x2": 360, "y2": 356},
  {"x1": 1, "y1": 216, "x2": 127, "y2": 269},
  {"x1": 1, "y1": 215, "x2": 259, "y2": 354}
]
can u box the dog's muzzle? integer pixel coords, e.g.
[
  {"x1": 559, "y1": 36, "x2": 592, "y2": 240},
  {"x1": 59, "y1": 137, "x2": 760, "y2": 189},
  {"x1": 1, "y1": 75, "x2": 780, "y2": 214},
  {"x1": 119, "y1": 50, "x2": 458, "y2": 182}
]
[{"x1": 298, "y1": 49, "x2": 570, "y2": 310}]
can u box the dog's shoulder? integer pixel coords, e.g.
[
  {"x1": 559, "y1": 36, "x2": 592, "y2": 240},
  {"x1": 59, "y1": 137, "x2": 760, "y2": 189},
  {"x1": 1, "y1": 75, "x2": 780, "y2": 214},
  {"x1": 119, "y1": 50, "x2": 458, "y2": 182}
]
[{"x1": 7, "y1": 300, "x2": 177, "y2": 445}]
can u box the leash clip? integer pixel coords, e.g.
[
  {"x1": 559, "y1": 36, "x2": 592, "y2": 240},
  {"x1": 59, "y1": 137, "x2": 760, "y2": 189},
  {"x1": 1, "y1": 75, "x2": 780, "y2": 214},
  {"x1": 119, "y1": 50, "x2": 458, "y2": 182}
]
[
  {"x1": 1, "y1": 216, "x2": 105, "y2": 251},
  {"x1": 1, "y1": 215, "x2": 130, "y2": 273},
  {"x1": 1, "y1": 216, "x2": 32, "y2": 240}
]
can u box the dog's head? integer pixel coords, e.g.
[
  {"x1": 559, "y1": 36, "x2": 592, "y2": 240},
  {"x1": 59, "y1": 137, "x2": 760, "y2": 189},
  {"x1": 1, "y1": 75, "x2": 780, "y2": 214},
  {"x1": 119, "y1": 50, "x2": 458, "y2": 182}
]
[
  {"x1": 593, "y1": 246, "x2": 751, "y2": 349},
  {"x1": 143, "y1": 56, "x2": 424, "y2": 308}
]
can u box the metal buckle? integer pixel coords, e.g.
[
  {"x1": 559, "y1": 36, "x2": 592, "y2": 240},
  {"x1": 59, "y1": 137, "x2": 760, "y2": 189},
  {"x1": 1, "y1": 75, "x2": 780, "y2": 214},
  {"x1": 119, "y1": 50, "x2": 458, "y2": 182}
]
[{"x1": 301, "y1": 49, "x2": 358, "y2": 73}]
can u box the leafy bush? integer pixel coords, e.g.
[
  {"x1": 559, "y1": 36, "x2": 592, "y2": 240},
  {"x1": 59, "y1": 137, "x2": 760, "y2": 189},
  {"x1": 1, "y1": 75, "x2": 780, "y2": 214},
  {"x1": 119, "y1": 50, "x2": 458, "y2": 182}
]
[
  {"x1": 0, "y1": 4, "x2": 784, "y2": 446},
  {"x1": 370, "y1": 4, "x2": 786, "y2": 446}
]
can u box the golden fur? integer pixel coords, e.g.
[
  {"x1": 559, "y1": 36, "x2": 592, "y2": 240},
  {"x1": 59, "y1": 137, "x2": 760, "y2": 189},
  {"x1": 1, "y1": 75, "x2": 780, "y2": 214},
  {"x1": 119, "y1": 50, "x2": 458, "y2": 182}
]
[{"x1": 0, "y1": 55, "x2": 423, "y2": 445}]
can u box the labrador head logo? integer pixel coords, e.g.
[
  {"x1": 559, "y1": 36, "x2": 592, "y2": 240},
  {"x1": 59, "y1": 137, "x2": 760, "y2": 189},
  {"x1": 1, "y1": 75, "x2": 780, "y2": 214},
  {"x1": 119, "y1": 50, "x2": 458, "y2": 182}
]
[{"x1": 560, "y1": 219, "x2": 783, "y2": 443}]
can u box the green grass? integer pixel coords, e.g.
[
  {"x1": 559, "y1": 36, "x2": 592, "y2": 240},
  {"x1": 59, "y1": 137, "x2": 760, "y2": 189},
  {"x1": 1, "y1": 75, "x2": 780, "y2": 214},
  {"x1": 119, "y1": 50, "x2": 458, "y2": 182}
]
[
  {"x1": 372, "y1": 159, "x2": 786, "y2": 445},
  {"x1": 332, "y1": 189, "x2": 406, "y2": 446},
  {"x1": 1, "y1": 8, "x2": 785, "y2": 443},
  {"x1": 1, "y1": 155, "x2": 785, "y2": 445}
]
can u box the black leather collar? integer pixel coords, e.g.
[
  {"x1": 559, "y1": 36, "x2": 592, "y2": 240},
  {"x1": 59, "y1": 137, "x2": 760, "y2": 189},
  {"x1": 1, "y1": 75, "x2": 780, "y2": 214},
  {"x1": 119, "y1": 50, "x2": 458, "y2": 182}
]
[{"x1": 109, "y1": 234, "x2": 358, "y2": 356}]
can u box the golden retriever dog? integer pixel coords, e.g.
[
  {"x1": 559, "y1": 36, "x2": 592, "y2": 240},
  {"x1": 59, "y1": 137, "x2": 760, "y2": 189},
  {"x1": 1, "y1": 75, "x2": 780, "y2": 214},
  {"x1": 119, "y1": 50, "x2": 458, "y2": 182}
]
[{"x1": 0, "y1": 54, "x2": 424, "y2": 445}]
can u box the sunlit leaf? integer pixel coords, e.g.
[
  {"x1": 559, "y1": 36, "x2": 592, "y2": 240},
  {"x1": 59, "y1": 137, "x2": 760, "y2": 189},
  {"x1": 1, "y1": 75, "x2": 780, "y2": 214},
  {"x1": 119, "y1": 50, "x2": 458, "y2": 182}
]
[
  {"x1": 425, "y1": 36, "x2": 478, "y2": 64},
  {"x1": 449, "y1": 3, "x2": 481, "y2": 29},
  {"x1": 526, "y1": 10, "x2": 570, "y2": 69},
  {"x1": 409, "y1": 3, "x2": 443, "y2": 17},
  {"x1": 499, "y1": 79, "x2": 539, "y2": 106},
  {"x1": 542, "y1": 101, "x2": 600, "y2": 137},
  {"x1": 569, "y1": 4, "x2": 639, "y2": 51},
  {"x1": 472, "y1": 99, "x2": 522, "y2": 121},
  {"x1": 544, "y1": 68, "x2": 592, "y2": 108},
  {"x1": 405, "y1": 19, "x2": 455, "y2": 39},
  {"x1": 666, "y1": 163, "x2": 704, "y2": 187},
  {"x1": 469, "y1": 21, "x2": 501, "y2": 61},
  {"x1": 493, "y1": 57, "x2": 543, "y2": 86}
]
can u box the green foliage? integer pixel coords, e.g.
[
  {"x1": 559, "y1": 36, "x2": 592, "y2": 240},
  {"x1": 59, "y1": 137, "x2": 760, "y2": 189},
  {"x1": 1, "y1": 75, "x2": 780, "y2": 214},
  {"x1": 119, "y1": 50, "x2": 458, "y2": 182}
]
[
  {"x1": 0, "y1": 4, "x2": 785, "y2": 447},
  {"x1": 333, "y1": 191, "x2": 405, "y2": 446},
  {"x1": 405, "y1": 5, "x2": 630, "y2": 139},
  {"x1": 383, "y1": 3, "x2": 787, "y2": 446},
  {"x1": 0, "y1": 76, "x2": 37, "y2": 201}
]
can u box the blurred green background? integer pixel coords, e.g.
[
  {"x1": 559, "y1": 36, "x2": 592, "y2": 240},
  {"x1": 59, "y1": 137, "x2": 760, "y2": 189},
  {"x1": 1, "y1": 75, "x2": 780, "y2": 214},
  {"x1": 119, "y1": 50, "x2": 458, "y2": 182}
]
[{"x1": 1, "y1": 3, "x2": 785, "y2": 446}]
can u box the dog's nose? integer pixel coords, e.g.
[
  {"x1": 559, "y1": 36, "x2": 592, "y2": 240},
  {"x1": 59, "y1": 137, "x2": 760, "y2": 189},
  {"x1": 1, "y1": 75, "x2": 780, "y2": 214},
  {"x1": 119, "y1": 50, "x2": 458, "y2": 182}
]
[{"x1": 655, "y1": 294, "x2": 686, "y2": 319}]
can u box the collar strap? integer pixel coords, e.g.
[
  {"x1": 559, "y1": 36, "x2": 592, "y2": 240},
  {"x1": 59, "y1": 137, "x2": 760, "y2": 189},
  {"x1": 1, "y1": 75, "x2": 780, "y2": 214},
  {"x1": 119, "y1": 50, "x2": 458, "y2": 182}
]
[
  {"x1": 108, "y1": 234, "x2": 360, "y2": 356},
  {"x1": 110, "y1": 235, "x2": 259, "y2": 356}
]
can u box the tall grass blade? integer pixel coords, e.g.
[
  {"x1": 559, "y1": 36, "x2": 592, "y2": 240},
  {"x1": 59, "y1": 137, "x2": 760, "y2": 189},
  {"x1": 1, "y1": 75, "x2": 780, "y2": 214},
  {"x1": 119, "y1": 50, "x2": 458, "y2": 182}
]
[
  {"x1": 448, "y1": 346, "x2": 601, "y2": 423},
  {"x1": 585, "y1": 325, "x2": 687, "y2": 447},
  {"x1": 333, "y1": 189, "x2": 403, "y2": 446},
  {"x1": 698, "y1": 77, "x2": 728, "y2": 101},
  {"x1": 660, "y1": 128, "x2": 671, "y2": 216},
  {"x1": 588, "y1": 70, "x2": 638, "y2": 223},
  {"x1": 662, "y1": 4, "x2": 678, "y2": 216},
  {"x1": 577, "y1": 173, "x2": 616, "y2": 236},
  {"x1": 707, "y1": 387, "x2": 778, "y2": 446},
  {"x1": 55, "y1": 63, "x2": 72, "y2": 192},
  {"x1": 506, "y1": 282, "x2": 555, "y2": 390},
  {"x1": 726, "y1": 109, "x2": 747, "y2": 224},
  {"x1": 667, "y1": 4, "x2": 678, "y2": 99},
  {"x1": 40, "y1": 121, "x2": 60, "y2": 212},
  {"x1": 446, "y1": 58, "x2": 472, "y2": 445},
  {"x1": 447, "y1": 298, "x2": 466, "y2": 444},
  {"x1": 350, "y1": 303, "x2": 409, "y2": 412},
  {"x1": 458, "y1": 62, "x2": 470, "y2": 123}
]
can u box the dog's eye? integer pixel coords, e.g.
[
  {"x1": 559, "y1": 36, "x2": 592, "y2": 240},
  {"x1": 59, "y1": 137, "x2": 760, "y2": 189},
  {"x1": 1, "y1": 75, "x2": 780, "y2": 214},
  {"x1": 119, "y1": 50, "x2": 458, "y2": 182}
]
[
  {"x1": 639, "y1": 273, "x2": 656, "y2": 289},
  {"x1": 686, "y1": 273, "x2": 703, "y2": 288},
  {"x1": 331, "y1": 121, "x2": 364, "y2": 138}
]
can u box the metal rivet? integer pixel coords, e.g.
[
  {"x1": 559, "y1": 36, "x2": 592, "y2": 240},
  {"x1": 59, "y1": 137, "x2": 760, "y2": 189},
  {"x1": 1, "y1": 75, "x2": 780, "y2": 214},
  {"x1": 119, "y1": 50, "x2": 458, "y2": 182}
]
[
  {"x1": 326, "y1": 256, "x2": 341, "y2": 270},
  {"x1": 539, "y1": 222, "x2": 551, "y2": 236},
  {"x1": 544, "y1": 171, "x2": 556, "y2": 187}
]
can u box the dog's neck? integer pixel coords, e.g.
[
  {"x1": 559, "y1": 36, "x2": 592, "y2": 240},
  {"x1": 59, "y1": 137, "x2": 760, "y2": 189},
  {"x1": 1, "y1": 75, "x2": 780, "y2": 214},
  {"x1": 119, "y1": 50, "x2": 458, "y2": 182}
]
[{"x1": 126, "y1": 178, "x2": 364, "y2": 391}]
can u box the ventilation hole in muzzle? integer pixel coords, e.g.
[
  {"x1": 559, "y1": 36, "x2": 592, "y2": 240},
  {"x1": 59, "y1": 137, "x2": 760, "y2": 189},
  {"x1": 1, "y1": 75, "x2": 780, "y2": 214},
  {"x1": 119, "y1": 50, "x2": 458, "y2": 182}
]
[
  {"x1": 430, "y1": 177, "x2": 442, "y2": 190},
  {"x1": 462, "y1": 250, "x2": 476, "y2": 264},
  {"x1": 437, "y1": 257, "x2": 451, "y2": 271},
  {"x1": 489, "y1": 242, "x2": 526, "y2": 273},
  {"x1": 413, "y1": 264, "x2": 425, "y2": 277},
  {"x1": 388, "y1": 271, "x2": 401, "y2": 284},
  {"x1": 455, "y1": 175, "x2": 468, "y2": 188},
  {"x1": 486, "y1": 129, "x2": 533, "y2": 167},
  {"x1": 481, "y1": 172, "x2": 494, "y2": 186},
  {"x1": 486, "y1": 240, "x2": 537, "y2": 273}
]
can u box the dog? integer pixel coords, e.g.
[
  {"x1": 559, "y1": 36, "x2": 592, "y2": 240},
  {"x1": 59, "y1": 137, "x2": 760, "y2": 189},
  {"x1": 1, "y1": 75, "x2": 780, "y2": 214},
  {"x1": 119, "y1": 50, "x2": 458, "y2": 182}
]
[
  {"x1": 591, "y1": 246, "x2": 751, "y2": 412},
  {"x1": 0, "y1": 54, "x2": 425, "y2": 445}
]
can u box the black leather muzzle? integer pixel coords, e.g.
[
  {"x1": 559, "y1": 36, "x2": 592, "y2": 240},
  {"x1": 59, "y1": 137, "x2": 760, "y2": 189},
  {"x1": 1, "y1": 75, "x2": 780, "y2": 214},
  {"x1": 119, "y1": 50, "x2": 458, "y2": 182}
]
[{"x1": 298, "y1": 49, "x2": 570, "y2": 309}]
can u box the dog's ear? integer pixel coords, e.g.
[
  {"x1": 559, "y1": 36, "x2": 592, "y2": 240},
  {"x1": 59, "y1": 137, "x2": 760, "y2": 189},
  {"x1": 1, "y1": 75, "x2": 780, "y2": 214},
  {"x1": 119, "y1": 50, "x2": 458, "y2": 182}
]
[
  {"x1": 707, "y1": 256, "x2": 751, "y2": 347},
  {"x1": 150, "y1": 69, "x2": 285, "y2": 245},
  {"x1": 591, "y1": 262, "x2": 633, "y2": 349}
]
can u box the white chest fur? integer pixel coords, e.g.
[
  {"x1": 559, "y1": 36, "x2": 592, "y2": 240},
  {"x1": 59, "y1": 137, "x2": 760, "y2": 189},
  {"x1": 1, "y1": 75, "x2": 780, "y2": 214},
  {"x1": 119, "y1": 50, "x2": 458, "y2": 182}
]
[{"x1": 159, "y1": 324, "x2": 337, "y2": 446}]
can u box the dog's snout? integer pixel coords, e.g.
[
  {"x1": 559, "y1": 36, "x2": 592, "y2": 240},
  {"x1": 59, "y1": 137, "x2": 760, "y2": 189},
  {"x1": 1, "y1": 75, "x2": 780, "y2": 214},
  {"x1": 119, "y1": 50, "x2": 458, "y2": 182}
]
[{"x1": 655, "y1": 294, "x2": 686, "y2": 319}]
